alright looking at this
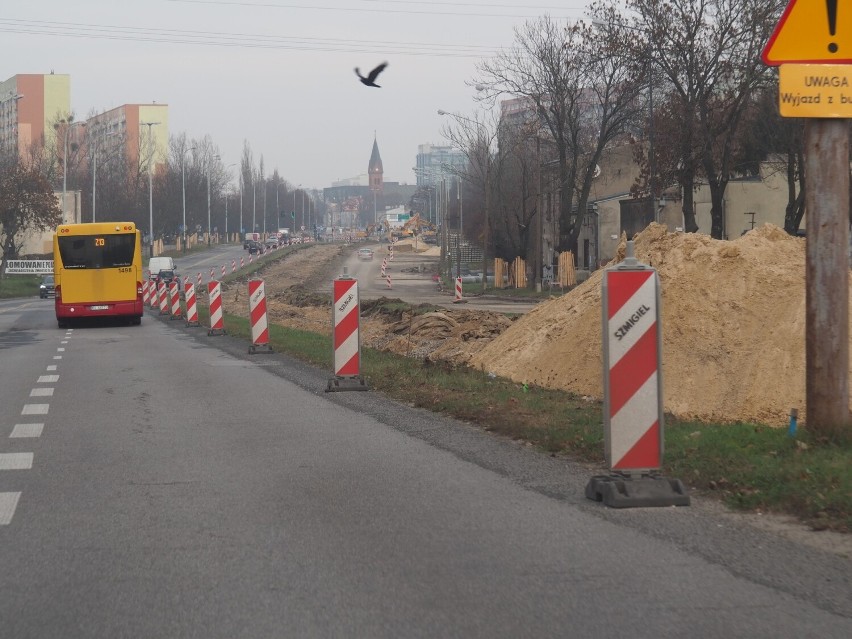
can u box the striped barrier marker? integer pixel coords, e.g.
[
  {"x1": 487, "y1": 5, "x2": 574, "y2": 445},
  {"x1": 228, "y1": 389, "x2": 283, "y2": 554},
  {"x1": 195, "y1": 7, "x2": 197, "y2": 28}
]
[
  {"x1": 248, "y1": 279, "x2": 273, "y2": 354},
  {"x1": 169, "y1": 281, "x2": 182, "y2": 320},
  {"x1": 210, "y1": 268, "x2": 216, "y2": 282},
  {"x1": 240, "y1": 257, "x2": 245, "y2": 269},
  {"x1": 389, "y1": 244, "x2": 394, "y2": 261},
  {"x1": 142, "y1": 280, "x2": 151, "y2": 307},
  {"x1": 452, "y1": 276, "x2": 467, "y2": 304},
  {"x1": 386, "y1": 274, "x2": 392, "y2": 289},
  {"x1": 184, "y1": 281, "x2": 200, "y2": 327},
  {"x1": 158, "y1": 281, "x2": 169, "y2": 315},
  {"x1": 221, "y1": 264, "x2": 226, "y2": 278},
  {"x1": 197, "y1": 272, "x2": 202, "y2": 287},
  {"x1": 381, "y1": 257, "x2": 387, "y2": 277},
  {"x1": 326, "y1": 273, "x2": 368, "y2": 392},
  {"x1": 249, "y1": 253, "x2": 254, "y2": 264},
  {"x1": 585, "y1": 241, "x2": 688, "y2": 508},
  {"x1": 207, "y1": 280, "x2": 226, "y2": 336},
  {"x1": 232, "y1": 259, "x2": 237, "y2": 273}
]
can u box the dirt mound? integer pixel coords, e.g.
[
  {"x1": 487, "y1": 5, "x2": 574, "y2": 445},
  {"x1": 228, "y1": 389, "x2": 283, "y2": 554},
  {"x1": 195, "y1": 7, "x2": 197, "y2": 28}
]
[
  {"x1": 469, "y1": 223, "x2": 830, "y2": 426},
  {"x1": 371, "y1": 309, "x2": 514, "y2": 363}
]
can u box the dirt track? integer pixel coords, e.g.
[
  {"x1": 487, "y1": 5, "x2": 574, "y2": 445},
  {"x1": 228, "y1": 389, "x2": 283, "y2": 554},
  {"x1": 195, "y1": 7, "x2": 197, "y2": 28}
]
[{"x1": 220, "y1": 243, "x2": 518, "y2": 366}]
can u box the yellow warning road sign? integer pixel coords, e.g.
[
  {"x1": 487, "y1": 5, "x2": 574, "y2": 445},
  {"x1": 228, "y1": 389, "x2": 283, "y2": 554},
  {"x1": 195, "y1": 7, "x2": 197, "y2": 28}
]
[
  {"x1": 762, "y1": 0, "x2": 851, "y2": 65},
  {"x1": 778, "y1": 65, "x2": 852, "y2": 117}
]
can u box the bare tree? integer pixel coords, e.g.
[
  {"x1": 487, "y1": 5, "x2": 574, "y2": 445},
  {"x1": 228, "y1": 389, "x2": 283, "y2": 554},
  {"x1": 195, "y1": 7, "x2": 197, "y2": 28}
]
[
  {"x1": 476, "y1": 13, "x2": 646, "y2": 254},
  {"x1": 0, "y1": 149, "x2": 62, "y2": 275},
  {"x1": 623, "y1": 0, "x2": 785, "y2": 237}
]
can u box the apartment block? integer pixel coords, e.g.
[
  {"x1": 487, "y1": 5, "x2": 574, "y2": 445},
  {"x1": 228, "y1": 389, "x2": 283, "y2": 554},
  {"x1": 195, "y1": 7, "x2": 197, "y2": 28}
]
[
  {"x1": 0, "y1": 73, "x2": 71, "y2": 155},
  {"x1": 85, "y1": 103, "x2": 169, "y2": 173}
]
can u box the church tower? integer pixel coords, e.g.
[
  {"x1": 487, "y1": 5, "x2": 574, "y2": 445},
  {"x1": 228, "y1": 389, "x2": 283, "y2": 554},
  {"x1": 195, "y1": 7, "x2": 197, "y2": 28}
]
[{"x1": 368, "y1": 135, "x2": 384, "y2": 193}]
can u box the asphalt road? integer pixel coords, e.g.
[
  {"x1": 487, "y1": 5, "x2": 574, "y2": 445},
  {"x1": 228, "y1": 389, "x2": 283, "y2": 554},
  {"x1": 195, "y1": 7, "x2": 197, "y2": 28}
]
[{"x1": 0, "y1": 254, "x2": 849, "y2": 637}]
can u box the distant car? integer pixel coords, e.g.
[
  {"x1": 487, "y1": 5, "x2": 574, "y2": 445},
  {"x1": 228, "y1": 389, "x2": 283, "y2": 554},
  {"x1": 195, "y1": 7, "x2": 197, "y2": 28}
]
[
  {"x1": 39, "y1": 275, "x2": 55, "y2": 298},
  {"x1": 357, "y1": 248, "x2": 374, "y2": 260},
  {"x1": 248, "y1": 241, "x2": 262, "y2": 255},
  {"x1": 264, "y1": 238, "x2": 279, "y2": 249},
  {"x1": 153, "y1": 269, "x2": 178, "y2": 286}
]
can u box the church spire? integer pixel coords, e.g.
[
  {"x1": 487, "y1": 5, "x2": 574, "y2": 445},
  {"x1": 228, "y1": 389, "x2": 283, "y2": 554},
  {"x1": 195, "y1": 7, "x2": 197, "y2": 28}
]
[{"x1": 368, "y1": 134, "x2": 383, "y2": 192}]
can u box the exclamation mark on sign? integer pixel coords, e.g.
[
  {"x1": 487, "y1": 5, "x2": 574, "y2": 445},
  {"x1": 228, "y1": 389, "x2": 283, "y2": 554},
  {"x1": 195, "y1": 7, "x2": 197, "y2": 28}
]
[{"x1": 827, "y1": 0, "x2": 838, "y2": 53}]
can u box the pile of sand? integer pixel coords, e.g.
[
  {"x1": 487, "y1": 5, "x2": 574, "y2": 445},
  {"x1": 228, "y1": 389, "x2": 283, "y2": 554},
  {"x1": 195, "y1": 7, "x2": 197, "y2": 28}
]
[{"x1": 469, "y1": 223, "x2": 844, "y2": 426}]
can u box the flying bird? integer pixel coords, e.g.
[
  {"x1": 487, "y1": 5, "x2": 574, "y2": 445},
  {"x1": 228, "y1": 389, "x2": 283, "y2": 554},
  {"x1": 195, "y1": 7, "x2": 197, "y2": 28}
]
[{"x1": 355, "y1": 62, "x2": 388, "y2": 88}]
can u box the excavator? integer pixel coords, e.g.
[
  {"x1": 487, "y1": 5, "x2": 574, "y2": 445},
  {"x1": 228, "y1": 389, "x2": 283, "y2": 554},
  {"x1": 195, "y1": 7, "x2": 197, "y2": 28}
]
[{"x1": 400, "y1": 213, "x2": 436, "y2": 240}]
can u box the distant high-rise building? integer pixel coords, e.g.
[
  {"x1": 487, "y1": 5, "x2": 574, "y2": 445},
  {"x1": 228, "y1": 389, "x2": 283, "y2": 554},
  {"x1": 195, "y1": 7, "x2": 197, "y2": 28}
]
[
  {"x1": 0, "y1": 72, "x2": 71, "y2": 155},
  {"x1": 414, "y1": 144, "x2": 466, "y2": 186}
]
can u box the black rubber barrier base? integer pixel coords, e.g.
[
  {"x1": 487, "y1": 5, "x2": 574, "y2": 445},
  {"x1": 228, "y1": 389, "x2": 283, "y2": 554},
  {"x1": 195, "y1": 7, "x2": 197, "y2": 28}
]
[
  {"x1": 326, "y1": 376, "x2": 369, "y2": 392},
  {"x1": 585, "y1": 474, "x2": 690, "y2": 508},
  {"x1": 249, "y1": 343, "x2": 274, "y2": 354}
]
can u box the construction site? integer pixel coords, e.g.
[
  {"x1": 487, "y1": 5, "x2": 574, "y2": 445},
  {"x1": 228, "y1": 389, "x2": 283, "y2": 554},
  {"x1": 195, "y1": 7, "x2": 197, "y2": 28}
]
[{"x1": 222, "y1": 222, "x2": 832, "y2": 428}]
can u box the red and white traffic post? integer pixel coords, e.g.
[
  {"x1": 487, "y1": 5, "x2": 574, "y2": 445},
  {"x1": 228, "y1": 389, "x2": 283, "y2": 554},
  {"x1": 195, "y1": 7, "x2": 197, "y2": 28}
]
[
  {"x1": 158, "y1": 280, "x2": 169, "y2": 315},
  {"x1": 207, "y1": 280, "x2": 226, "y2": 336},
  {"x1": 169, "y1": 281, "x2": 182, "y2": 320},
  {"x1": 184, "y1": 281, "x2": 200, "y2": 327},
  {"x1": 142, "y1": 280, "x2": 151, "y2": 307},
  {"x1": 585, "y1": 241, "x2": 688, "y2": 508},
  {"x1": 327, "y1": 269, "x2": 368, "y2": 391},
  {"x1": 248, "y1": 279, "x2": 273, "y2": 354},
  {"x1": 452, "y1": 276, "x2": 466, "y2": 304}
]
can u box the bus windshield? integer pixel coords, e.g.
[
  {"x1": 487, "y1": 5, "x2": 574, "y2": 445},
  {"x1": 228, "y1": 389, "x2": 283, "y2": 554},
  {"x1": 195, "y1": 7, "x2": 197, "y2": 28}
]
[{"x1": 57, "y1": 233, "x2": 136, "y2": 269}]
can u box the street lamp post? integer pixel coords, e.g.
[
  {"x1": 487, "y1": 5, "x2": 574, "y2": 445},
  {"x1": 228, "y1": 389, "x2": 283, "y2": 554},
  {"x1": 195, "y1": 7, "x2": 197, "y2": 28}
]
[
  {"x1": 224, "y1": 163, "x2": 235, "y2": 241},
  {"x1": 438, "y1": 109, "x2": 490, "y2": 290},
  {"x1": 140, "y1": 121, "x2": 160, "y2": 257},
  {"x1": 207, "y1": 154, "x2": 220, "y2": 245},
  {"x1": 181, "y1": 145, "x2": 196, "y2": 253},
  {"x1": 55, "y1": 117, "x2": 86, "y2": 223},
  {"x1": 91, "y1": 131, "x2": 118, "y2": 223},
  {"x1": 293, "y1": 184, "x2": 305, "y2": 236}
]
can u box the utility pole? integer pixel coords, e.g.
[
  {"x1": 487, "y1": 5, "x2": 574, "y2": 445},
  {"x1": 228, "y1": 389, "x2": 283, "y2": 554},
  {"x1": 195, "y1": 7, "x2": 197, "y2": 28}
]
[{"x1": 140, "y1": 121, "x2": 160, "y2": 258}]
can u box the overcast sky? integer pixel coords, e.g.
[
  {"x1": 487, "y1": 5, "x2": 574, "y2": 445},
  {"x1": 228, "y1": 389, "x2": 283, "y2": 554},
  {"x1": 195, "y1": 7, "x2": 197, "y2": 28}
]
[{"x1": 2, "y1": 0, "x2": 587, "y2": 189}]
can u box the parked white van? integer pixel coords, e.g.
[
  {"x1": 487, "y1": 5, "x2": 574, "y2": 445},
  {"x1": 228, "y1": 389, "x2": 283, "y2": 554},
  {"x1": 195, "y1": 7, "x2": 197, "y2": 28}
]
[{"x1": 148, "y1": 256, "x2": 176, "y2": 278}]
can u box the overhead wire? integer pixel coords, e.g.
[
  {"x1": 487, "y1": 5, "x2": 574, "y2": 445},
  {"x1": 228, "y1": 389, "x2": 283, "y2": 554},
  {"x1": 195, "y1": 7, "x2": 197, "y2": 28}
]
[
  {"x1": 166, "y1": 0, "x2": 578, "y2": 20},
  {"x1": 0, "y1": 18, "x2": 501, "y2": 57}
]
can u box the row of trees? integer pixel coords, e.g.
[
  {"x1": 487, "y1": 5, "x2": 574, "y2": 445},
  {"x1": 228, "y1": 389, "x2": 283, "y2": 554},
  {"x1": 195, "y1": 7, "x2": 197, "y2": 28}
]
[
  {"x1": 1, "y1": 118, "x2": 318, "y2": 273},
  {"x1": 432, "y1": 0, "x2": 838, "y2": 269}
]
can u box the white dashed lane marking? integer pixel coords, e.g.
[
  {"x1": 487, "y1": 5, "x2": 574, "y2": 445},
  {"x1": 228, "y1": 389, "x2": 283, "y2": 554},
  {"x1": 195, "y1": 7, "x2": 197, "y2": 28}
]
[
  {"x1": 52, "y1": 356, "x2": 62, "y2": 360},
  {"x1": 0, "y1": 493, "x2": 21, "y2": 525},
  {"x1": 10, "y1": 424, "x2": 43, "y2": 438},
  {"x1": 38, "y1": 375, "x2": 59, "y2": 383},
  {"x1": 29, "y1": 388, "x2": 54, "y2": 397},
  {"x1": 21, "y1": 404, "x2": 49, "y2": 415},
  {"x1": 46, "y1": 365, "x2": 57, "y2": 371},
  {"x1": 57, "y1": 348, "x2": 65, "y2": 352},
  {"x1": 0, "y1": 453, "x2": 33, "y2": 470}
]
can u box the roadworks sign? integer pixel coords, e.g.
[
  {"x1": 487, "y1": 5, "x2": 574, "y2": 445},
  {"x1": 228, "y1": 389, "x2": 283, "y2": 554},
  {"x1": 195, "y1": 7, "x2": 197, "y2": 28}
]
[
  {"x1": 762, "y1": 0, "x2": 851, "y2": 65},
  {"x1": 779, "y1": 64, "x2": 852, "y2": 117}
]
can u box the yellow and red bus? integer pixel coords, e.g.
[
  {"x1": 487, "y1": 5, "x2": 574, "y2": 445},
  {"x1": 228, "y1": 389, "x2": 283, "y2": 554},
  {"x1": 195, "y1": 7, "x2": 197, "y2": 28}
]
[{"x1": 53, "y1": 222, "x2": 144, "y2": 327}]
